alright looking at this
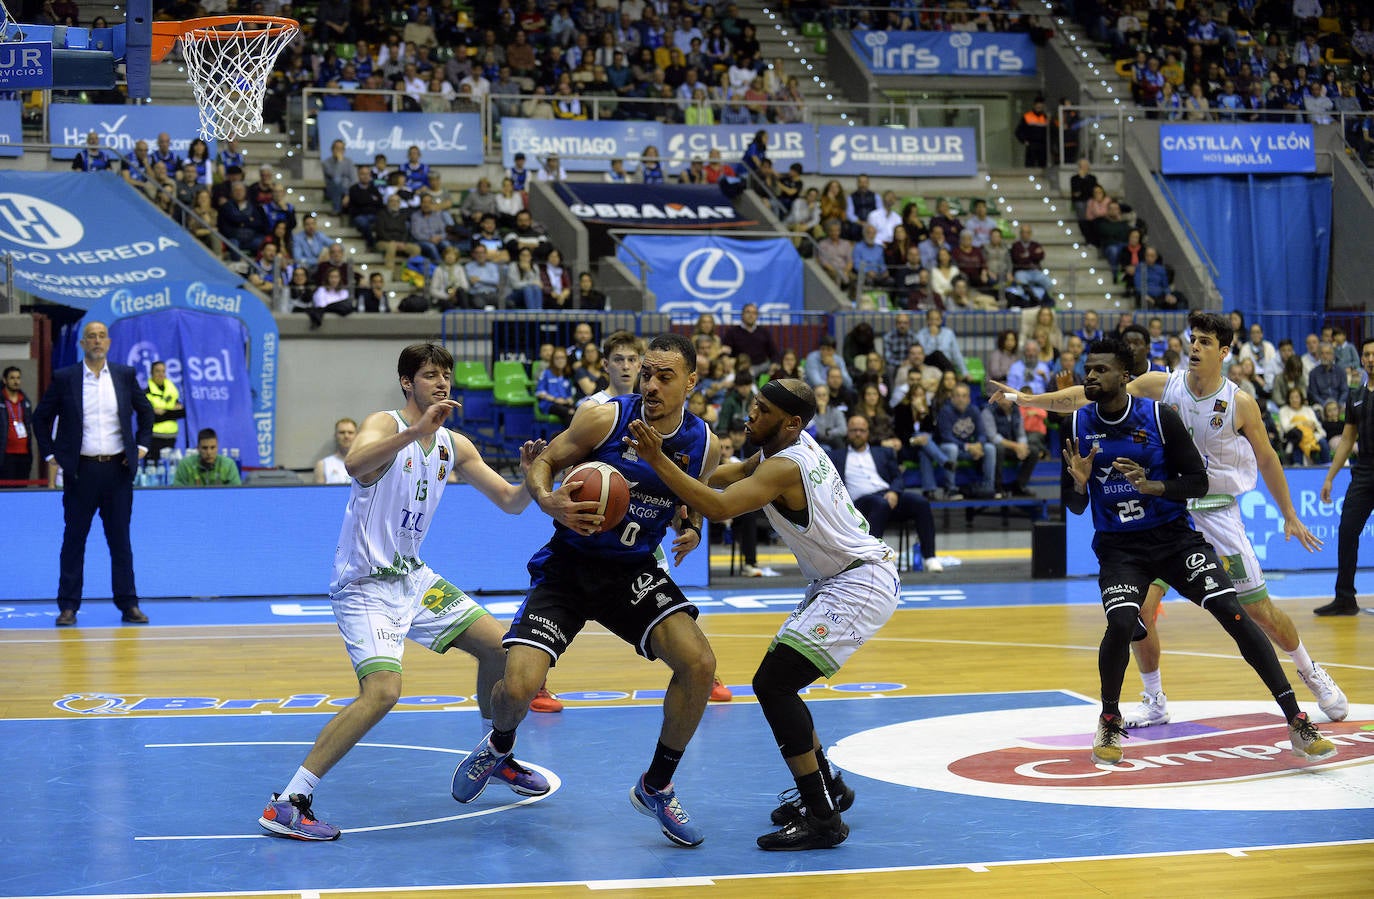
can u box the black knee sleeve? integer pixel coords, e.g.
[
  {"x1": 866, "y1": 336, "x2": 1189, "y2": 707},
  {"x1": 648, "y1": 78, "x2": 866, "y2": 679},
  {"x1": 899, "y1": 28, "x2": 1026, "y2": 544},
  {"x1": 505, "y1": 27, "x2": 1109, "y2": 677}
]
[{"x1": 752, "y1": 644, "x2": 822, "y2": 759}]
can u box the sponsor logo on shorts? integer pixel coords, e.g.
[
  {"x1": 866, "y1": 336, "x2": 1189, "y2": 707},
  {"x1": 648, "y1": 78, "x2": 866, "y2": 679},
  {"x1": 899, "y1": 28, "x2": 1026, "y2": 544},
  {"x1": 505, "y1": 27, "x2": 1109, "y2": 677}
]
[
  {"x1": 654, "y1": 592, "x2": 672, "y2": 608},
  {"x1": 810, "y1": 624, "x2": 830, "y2": 639},
  {"x1": 375, "y1": 627, "x2": 404, "y2": 645},
  {"x1": 421, "y1": 582, "x2": 464, "y2": 616},
  {"x1": 528, "y1": 614, "x2": 568, "y2": 645},
  {"x1": 1204, "y1": 576, "x2": 1218, "y2": 590},
  {"x1": 1221, "y1": 552, "x2": 1246, "y2": 580},
  {"x1": 632, "y1": 572, "x2": 666, "y2": 603},
  {"x1": 1186, "y1": 552, "x2": 1206, "y2": 570}
]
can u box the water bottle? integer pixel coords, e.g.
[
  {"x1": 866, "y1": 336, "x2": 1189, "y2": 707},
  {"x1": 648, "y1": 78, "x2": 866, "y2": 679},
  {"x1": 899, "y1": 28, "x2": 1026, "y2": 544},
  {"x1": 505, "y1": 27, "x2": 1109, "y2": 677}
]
[{"x1": 910, "y1": 545, "x2": 924, "y2": 571}]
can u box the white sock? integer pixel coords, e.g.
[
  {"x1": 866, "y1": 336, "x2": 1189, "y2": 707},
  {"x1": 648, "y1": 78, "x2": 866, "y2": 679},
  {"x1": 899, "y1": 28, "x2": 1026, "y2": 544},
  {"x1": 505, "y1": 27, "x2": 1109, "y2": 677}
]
[
  {"x1": 1141, "y1": 670, "x2": 1163, "y2": 697},
  {"x1": 281, "y1": 766, "x2": 320, "y2": 800},
  {"x1": 1288, "y1": 642, "x2": 1315, "y2": 677}
]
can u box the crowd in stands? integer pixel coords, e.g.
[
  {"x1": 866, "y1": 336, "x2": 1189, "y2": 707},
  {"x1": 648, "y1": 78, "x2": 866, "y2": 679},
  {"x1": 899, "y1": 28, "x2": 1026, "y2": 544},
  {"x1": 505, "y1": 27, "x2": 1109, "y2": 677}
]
[
  {"x1": 788, "y1": 0, "x2": 1047, "y2": 34},
  {"x1": 1076, "y1": 3, "x2": 1374, "y2": 162}
]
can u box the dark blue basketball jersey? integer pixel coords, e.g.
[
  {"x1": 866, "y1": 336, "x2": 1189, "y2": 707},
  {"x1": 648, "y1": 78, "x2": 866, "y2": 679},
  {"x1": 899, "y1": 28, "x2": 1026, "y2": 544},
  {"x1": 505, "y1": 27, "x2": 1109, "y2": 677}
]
[
  {"x1": 544, "y1": 394, "x2": 712, "y2": 562},
  {"x1": 1072, "y1": 395, "x2": 1189, "y2": 535}
]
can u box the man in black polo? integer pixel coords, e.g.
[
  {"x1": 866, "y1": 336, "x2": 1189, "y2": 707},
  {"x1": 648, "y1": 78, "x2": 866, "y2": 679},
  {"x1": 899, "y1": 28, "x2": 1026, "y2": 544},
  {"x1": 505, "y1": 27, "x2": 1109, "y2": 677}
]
[{"x1": 1316, "y1": 336, "x2": 1374, "y2": 616}]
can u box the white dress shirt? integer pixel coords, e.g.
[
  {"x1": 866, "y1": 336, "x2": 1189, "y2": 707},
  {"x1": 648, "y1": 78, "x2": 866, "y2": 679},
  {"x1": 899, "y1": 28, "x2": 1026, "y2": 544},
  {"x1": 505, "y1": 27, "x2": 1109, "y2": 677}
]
[
  {"x1": 81, "y1": 362, "x2": 123, "y2": 456},
  {"x1": 844, "y1": 445, "x2": 889, "y2": 498}
]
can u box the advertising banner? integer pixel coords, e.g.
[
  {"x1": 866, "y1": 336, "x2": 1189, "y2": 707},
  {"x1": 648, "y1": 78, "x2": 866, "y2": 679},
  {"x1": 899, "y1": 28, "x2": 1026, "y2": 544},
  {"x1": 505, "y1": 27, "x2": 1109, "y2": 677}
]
[
  {"x1": 818, "y1": 125, "x2": 978, "y2": 176},
  {"x1": 0, "y1": 99, "x2": 20, "y2": 158},
  {"x1": 0, "y1": 42, "x2": 51, "y2": 91},
  {"x1": 554, "y1": 182, "x2": 752, "y2": 228},
  {"x1": 1066, "y1": 467, "x2": 1366, "y2": 576},
  {"x1": 0, "y1": 171, "x2": 232, "y2": 305},
  {"x1": 500, "y1": 117, "x2": 664, "y2": 172},
  {"x1": 618, "y1": 235, "x2": 803, "y2": 317},
  {"x1": 853, "y1": 30, "x2": 1037, "y2": 76},
  {"x1": 317, "y1": 110, "x2": 483, "y2": 166},
  {"x1": 81, "y1": 280, "x2": 280, "y2": 468},
  {"x1": 662, "y1": 123, "x2": 815, "y2": 174},
  {"x1": 49, "y1": 104, "x2": 208, "y2": 160},
  {"x1": 1159, "y1": 124, "x2": 1316, "y2": 174}
]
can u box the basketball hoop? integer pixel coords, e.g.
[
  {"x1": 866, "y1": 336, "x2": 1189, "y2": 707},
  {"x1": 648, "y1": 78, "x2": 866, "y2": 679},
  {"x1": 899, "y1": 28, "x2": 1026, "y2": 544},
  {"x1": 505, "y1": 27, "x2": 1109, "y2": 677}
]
[{"x1": 152, "y1": 15, "x2": 298, "y2": 141}]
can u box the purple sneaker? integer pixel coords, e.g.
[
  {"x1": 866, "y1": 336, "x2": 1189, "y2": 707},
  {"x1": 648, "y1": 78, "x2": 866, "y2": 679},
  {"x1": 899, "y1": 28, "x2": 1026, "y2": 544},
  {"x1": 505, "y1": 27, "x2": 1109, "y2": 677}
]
[
  {"x1": 450, "y1": 732, "x2": 511, "y2": 803},
  {"x1": 258, "y1": 793, "x2": 341, "y2": 841},
  {"x1": 494, "y1": 757, "x2": 551, "y2": 796}
]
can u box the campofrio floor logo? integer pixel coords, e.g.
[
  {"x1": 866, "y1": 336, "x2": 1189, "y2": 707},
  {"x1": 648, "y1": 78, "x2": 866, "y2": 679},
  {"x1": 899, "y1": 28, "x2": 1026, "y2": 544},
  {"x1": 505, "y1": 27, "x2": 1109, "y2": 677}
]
[{"x1": 831, "y1": 701, "x2": 1374, "y2": 811}]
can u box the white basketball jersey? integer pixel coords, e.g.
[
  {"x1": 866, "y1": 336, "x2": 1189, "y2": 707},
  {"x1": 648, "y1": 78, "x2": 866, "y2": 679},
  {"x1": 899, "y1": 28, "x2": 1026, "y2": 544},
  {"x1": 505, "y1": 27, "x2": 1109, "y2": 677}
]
[
  {"x1": 760, "y1": 431, "x2": 892, "y2": 580},
  {"x1": 1160, "y1": 369, "x2": 1256, "y2": 497},
  {"x1": 320, "y1": 453, "x2": 350, "y2": 485},
  {"x1": 330, "y1": 412, "x2": 455, "y2": 593}
]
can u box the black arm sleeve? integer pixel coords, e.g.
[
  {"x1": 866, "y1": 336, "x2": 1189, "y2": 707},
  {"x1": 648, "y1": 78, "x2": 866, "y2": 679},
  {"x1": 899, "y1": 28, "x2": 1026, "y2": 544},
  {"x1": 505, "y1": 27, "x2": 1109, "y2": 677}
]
[
  {"x1": 1065, "y1": 482, "x2": 1089, "y2": 515},
  {"x1": 1158, "y1": 404, "x2": 1209, "y2": 502}
]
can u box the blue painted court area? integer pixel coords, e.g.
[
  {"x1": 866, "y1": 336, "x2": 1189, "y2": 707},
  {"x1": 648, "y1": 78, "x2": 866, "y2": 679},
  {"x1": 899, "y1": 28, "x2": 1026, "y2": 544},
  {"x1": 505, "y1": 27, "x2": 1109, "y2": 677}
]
[{"x1": 0, "y1": 569, "x2": 1353, "y2": 630}]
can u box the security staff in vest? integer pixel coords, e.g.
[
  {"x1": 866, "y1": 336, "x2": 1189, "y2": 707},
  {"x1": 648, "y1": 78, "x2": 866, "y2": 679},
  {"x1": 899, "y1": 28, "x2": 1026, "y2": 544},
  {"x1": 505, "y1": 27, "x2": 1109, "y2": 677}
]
[
  {"x1": 1017, "y1": 95, "x2": 1049, "y2": 168},
  {"x1": 145, "y1": 360, "x2": 184, "y2": 461}
]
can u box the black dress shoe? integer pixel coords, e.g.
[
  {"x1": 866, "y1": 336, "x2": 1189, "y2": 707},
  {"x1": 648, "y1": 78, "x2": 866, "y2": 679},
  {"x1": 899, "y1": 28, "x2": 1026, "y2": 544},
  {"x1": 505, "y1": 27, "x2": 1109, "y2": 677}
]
[
  {"x1": 55, "y1": 609, "x2": 77, "y2": 627},
  {"x1": 1313, "y1": 600, "x2": 1360, "y2": 617},
  {"x1": 121, "y1": 607, "x2": 150, "y2": 624}
]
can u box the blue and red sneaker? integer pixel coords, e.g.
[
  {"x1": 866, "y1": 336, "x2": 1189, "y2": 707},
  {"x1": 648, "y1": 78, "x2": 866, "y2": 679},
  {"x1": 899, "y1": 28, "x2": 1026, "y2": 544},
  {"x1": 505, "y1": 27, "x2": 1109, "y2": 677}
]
[
  {"x1": 494, "y1": 757, "x2": 551, "y2": 796},
  {"x1": 258, "y1": 793, "x2": 341, "y2": 841},
  {"x1": 630, "y1": 775, "x2": 704, "y2": 847},
  {"x1": 451, "y1": 732, "x2": 511, "y2": 803}
]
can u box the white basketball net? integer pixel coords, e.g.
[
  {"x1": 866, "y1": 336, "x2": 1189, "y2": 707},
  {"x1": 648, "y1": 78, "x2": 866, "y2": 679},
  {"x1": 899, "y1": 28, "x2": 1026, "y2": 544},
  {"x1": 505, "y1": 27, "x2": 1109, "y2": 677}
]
[{"x1": 179, "y1": 19, "x2": 298, "y2": 140}]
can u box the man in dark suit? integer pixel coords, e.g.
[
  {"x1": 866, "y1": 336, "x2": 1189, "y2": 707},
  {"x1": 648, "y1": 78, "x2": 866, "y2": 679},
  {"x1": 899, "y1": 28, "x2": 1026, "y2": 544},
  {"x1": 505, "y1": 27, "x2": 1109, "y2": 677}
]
[
  {"x1": 33, "y1": 320, "x2": 155, "y2": 626},
  {"x1": 825, "y1": 414, "x2": 942, "y2": 572}
]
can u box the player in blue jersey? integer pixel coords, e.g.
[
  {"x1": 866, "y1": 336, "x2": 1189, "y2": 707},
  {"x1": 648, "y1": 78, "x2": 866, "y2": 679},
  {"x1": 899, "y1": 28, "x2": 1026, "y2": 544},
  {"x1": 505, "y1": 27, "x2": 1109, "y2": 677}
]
[
  {"x1": 1063, "y1": 338, "x2": 1336, "y2": 766},
  {"x1": 450, "y1": 333, "x2": 721, "y2": 847}
]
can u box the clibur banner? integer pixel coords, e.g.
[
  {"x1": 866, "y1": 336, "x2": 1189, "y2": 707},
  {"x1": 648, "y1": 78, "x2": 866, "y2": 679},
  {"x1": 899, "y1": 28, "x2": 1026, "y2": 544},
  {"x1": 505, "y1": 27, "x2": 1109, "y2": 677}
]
[
  {"x1": 49, "y1": 104, "x2": 209, "y2": 161},
  {"x1": 1159, "y1": 124, "x2": 1316, "y2": 174},
  {"x1": 317, "y1": 110, "x2": 483, "y2": 166},
  {"x1": 618, "y1": 234, "x2": 803, "y2": 316},
  {"x1": 1066, "y1": 467, "x2": 1370, "y2": 576},
  {"x1": 501, "y1": 118, "x2": 664, "y2": 172},
  {"x1": 853, "y1": 31, "x2": 1037, "y2": 76},
  {"x1": 819, "y1": 125, "x2": 977, "y2": 176},
  {"x1": 0, "y1": 99, "x2": 20, "y2": 158},
  {"x1": 0, "y1": 172, "x2": 230, "y2": 303},
  {"x1": 662, "y1": 124, "x2": 816, "y2": 174},
  {"x1": 81, "y1": 281, "x2": 279, "y2": 467}
]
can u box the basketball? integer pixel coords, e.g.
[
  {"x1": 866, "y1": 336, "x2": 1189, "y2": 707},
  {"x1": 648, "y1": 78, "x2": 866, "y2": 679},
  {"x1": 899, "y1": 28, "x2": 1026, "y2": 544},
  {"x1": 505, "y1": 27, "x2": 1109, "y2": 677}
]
[{"x1": 565, "y1": 461, "x2": 630, "y2": 532}]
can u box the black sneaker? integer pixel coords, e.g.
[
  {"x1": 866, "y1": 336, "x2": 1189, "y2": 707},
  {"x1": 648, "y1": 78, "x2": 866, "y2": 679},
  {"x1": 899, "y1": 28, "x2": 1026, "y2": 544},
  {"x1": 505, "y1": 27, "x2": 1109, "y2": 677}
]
[
  {"x1": 770, "y1": 775, "x2": 855, "y2": 825},
  {"x1": 1313, "y1": 600, "x2": 1360, "y2": 617},
  {"x1": 757, "y1": 812, "x2": 849, "y2": 851}
]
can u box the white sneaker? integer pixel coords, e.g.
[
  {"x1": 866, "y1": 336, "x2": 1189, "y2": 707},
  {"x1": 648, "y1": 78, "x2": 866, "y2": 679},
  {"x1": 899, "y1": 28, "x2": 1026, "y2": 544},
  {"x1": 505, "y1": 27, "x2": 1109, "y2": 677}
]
[
  {"x1": 740, "y1": 564, "x2": 763, "y2": 577},
  {"x1": 923, "y1": 556, "x2": 944, "y2": 573},
  {"x1": 757, "y1": 566, "x2": 782, "y2": 577},
  {"x1": 1297, "y1": 664, "x2": 1349, "y2": 722},
  {"x1": 1124, "y1": 690, "x2": 1170, "y2": 727}
]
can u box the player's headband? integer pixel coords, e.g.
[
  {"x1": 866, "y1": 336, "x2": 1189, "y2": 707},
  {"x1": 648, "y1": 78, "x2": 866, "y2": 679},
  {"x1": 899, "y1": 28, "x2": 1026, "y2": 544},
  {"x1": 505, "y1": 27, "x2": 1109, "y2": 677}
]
[{"x1": 760, "y1": 379, "x2": 815, "y2": 423}]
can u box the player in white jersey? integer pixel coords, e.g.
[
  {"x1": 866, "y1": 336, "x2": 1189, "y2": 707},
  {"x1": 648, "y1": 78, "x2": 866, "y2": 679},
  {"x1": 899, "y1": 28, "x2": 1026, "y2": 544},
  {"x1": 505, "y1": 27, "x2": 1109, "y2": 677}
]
[
  {"x1": 992, "y1": 311, "x2": 1347, "y2": 726},
  {"x1": 628, "y1": 378, "x2": 900, "y2": 852},
  {"x1": 258, "y1": 343, "x2": 553, "y2": 841}
]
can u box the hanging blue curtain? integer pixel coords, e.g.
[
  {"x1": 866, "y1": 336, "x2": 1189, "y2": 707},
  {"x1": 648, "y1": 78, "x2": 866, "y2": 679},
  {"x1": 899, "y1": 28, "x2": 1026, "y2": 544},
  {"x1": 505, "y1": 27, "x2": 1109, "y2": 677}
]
[{"x1": 1158, "y1": 173, "x2": 1330, "y2": 343}]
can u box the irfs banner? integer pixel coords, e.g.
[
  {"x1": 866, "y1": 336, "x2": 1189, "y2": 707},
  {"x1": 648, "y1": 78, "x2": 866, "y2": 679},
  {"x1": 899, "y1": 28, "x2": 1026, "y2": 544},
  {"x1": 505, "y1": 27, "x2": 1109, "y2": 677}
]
[
  {"x1": 317, "y1": 111, "x2": 483, "y2": 165},
  {"x1": 618, "y1": 235, "x2": 803, "y2": 316},
  {"x1": 852, "y1": 31, "x2": 1037, "y2": 76}
]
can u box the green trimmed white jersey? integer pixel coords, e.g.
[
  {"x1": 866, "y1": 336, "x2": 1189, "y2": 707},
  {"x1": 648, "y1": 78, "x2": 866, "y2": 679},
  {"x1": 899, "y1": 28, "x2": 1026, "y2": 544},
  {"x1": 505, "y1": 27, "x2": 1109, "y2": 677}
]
[
  {"x1": 330, "y1": 413, "x2": 455, "y2": 594},
  {"x1": 1161, "y1": 369, "x2": 1257, "y2": 500},
  {"x1": 760, "y1": 431, "x2": 891, "y2": 581}
]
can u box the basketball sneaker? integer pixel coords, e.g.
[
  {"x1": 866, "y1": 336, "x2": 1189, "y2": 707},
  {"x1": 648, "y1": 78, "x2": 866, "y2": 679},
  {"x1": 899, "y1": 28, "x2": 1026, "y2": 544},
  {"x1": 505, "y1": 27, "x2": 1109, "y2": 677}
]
[
  {"x1": 1297, "y1": 664, "x2": 1348, "y2": 722},
  {"x1": 493, "y1": 758, "x2": 551, "y2": 797},
  {"x1": 1288, "y1": 712, "x2": 1338, "y2": 762},
  {"x1": 1124, "y1": 690, "x2": 1170, "y2": 727},
  {"x1": 529, "y1": 685, "x2": 564, "y2": 713},
  {"x1": 771, "y1": 775, "x2": 855, "y2": 826},
  {"x1": 450, "y1": 733, "x2": 511, "y2": 803},
  {"x1": 1092, "y1": 713, "x2": 1128, "y2": 765},
  {"x1": 258, "y1": 793, "x2": 341, "y2": 841},
  {"x1": 740, "y1": 564, "x2": 764, "y2": 577},
  {"x1": 757, "y1": 812, "x2": 849, "y2": 851},
  {"x1": 709, "y1": 677, "x2": 733, "y2": 702},
  {"x1": 630, "y1": 776, "x2": 704, "y2": 847}
]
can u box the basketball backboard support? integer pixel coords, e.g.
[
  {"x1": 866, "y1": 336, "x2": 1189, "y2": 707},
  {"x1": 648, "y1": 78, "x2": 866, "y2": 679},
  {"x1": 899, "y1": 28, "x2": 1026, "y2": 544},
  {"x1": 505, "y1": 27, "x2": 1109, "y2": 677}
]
[{"x1": 0, "y1": 0, "x2": 150, "y2": 97}]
